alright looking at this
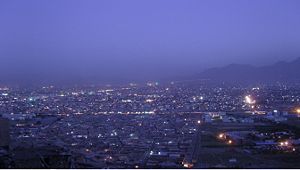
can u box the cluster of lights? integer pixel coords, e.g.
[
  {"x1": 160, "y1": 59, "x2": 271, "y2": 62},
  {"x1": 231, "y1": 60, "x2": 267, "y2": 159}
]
[
  {"x1": 245, "y1": 95, "x2": 256, "y2": 105},
  {"x1": 147, "y1": 82, "x2": 159, "y2": 87},
  {"x1": 145, "y1": 99, "x2": 154, "y2": 103},
  {"x1": 279, "y1": 141, "x2": 289, "y2": 147},
  {"x1": 0, "y1": 87, "x2": 9, "y2": 90},
  {"x1": 74, "y1": 112, "x2": 84, "y2": 115},
  {"x1": 218, "y1": 133, "x2": 233, "y2": 145},
  {"x1": 182, "y1": 162, "x2": 193, "y2": 168},
  {"x1": 122, "y1": 99, "x2": 132, "y2": 103},
  {"x1": 93, "y1": 111, "x2": 155, "y2": 115},
  {"x1": 278, "y1": 141, "x2": 296, "y2": 151},
  {"x1": 104, "y1": 156, "x2": 113, "y2": 161}
]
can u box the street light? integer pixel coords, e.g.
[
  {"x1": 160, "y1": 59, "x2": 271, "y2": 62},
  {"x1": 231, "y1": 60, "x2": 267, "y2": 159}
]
[{"x1": 218, "y1": 133, "x2": 225, "y2": 139}]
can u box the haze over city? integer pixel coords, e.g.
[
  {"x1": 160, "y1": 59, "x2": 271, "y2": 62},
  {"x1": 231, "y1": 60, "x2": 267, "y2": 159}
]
[
  {"x1": 1, "y1": 0, "x2": 300, "y2": 85},
  {"x1": 2, "y1": 0, "x2": 300, "y2": 169}
]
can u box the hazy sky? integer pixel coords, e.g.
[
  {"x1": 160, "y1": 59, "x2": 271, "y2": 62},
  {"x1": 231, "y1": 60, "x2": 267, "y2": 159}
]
[{"x1": 1, "y1": 0, "x2": 300, "y2": 84}]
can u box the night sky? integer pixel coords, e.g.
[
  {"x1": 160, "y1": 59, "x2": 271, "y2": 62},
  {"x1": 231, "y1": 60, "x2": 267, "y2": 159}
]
[{"x1": 1, "y1": 0, "x2": 300, "y2": 84}]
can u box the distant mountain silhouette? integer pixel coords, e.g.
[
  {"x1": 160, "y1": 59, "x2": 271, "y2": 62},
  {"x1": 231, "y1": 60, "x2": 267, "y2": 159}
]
[{"x1": 198, "y1": 57, "x2": 300, "y2": 84}]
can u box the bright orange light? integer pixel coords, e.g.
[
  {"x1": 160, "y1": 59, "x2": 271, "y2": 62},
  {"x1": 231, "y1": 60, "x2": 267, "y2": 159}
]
[
  {"x1": 296, "y1": 108, "x2": 300, "y2": 114},
  {"x1": 183, "y1": 163, "x2": 193, "y2": 168},
  {"x1": 218, "y1": 133, "x2": 224, "y2": 139},
  {"x1": 228, "y1": 140, "x2": 232, "y2": 144}
]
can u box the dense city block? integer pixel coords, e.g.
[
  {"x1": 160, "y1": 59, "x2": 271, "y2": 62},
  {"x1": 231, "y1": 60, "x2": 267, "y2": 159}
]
[{"x1": 1, "y1": 82, "x2": 300, "y2": 168}]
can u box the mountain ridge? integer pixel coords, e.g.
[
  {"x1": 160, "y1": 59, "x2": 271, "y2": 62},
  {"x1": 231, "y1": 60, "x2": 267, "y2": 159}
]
[{"x1": 197, "y1": 57, "x2": 300, "y2": 84}]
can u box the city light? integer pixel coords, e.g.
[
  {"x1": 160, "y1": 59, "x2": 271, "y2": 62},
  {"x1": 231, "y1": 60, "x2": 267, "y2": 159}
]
[
  {"x1": 2, "y1": 79, "x2": 300, "y2": 168},
  {"x1": 183, "y1": 162, "x2": 193, "y2": 168},
  {"x1": 145, "y1": 99, "x2": 154, "y2": 103},
  {"x1": 245, "y1": 95, "x2": 255, "y2": 104},
  {"x1": 2, "y1": 1, "x2": 300, "y2": 168},
  {"x1": 279, "y1": 141, "x2": 289, "y2": 147},
  {"x1": 218, "y1": 133, "x2": 225, "y2": 139}
]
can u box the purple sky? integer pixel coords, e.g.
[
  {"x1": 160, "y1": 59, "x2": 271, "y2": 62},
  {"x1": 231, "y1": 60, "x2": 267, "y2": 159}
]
[{"x1": 0, "y1": 0, "x2": 300, "y2": 84}]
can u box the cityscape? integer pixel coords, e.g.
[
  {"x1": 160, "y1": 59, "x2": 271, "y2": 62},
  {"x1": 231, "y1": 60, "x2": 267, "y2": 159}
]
[
  {"x1": 1, "y1": 82, "x2": 300, "y2": 168},
  {"x1": 1, "y1": 0, "x2": 300, "y2": 169}
]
